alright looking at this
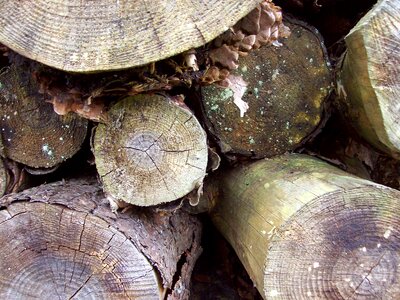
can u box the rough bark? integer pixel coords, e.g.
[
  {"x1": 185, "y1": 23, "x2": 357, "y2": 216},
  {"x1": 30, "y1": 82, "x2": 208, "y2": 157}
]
[
  {"x1": 208, "y1": 154, "x2": 400, "y2": 299},
  {"x1": 0, "y1": 62, "x2": 88, "y2": 168},
  {"x1": 200, "y1": 18, "x2": 332, "y2": 159},
  {"x1": 339, "y1": 0, "x2": 400, "y2": 158},
  {"x1": 0, "y1": 178, "x2": 202, "y2": 299},
  {"x1": 93, "y1": 94, "x2": 208, "y2": 207}
]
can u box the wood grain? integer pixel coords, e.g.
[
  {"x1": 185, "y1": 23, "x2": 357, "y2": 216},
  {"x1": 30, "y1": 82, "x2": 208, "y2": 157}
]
[{"x1": 0, "y1": 0, "x2": 259, "y2": 72}]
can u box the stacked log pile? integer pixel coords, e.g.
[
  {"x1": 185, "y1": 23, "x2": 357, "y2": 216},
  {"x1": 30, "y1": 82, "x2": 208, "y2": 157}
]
[{"x1": 0, "y1": 0, "x2": 399, "y2": 299}]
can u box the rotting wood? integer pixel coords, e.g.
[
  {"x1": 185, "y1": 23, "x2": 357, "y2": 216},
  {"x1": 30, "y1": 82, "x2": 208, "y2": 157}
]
[
  {"x1": 0, "y1": 62, "x2": 88, "y2": 169},
  {"x1": 93, "y1": 93, "x2": 208, "y2": 207},
  {"x1": 207, "y1": 153, "x2": 400, "y2": 299},
  {"x1": 0, "y1": 178, "x2": 202, "y2": 299},
  {"x1": 200, "y1": 18, "x2": 332, "y2": 159},
  {"x1": 339, "y1": 0, "x2": 400, "y2": 158}
]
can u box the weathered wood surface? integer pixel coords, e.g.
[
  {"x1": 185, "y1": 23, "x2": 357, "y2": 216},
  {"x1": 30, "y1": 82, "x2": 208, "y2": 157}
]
[
  {"x1": 0, "y1": 0, "x2": 260, "y2": 72},
  {"x1": 0, "y1": 159, "x2": 5, "y2": 196},
  {"x1": 208, "y1": 154, "x2": 400, "y2": 299},
  {"x1": 340, "y1": 0, "x2": 400, "y2": 158},
  {"x1": 94, "y1": 94, "x2": 208, "y2": 206},
  {"x1": 200, "y1": 18, "x2": 332, "y2": 159},
  {"x1": 0, "y1": 62, "x2": 88, "y2": 168},
  {"x1": 0, "y1": 179, "x2": 202, "y2": 299}
]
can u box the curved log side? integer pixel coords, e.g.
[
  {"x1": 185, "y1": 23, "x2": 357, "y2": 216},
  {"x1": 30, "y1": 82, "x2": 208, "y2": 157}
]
[
  {"x1": 0, "y1": 179, "x2": 202, "y2": 299},
  {"x1": 0, "y1": 159, "x2": 5, "y2": 196},
  {"x1": 340, "y1": 0, "x2": 400, "y2": 158},
  {"x1": 94, "y1": 94, "x2": 208, "y2": 206},
  {"x1": 0, "y1": 63, "x2": 88, "y2": 168},
  {"x1": 208, "y1": 154, "x2": 400, "y2": 299},
  {"x1": 200, "y1": 18, "x2": 332, "y2": 159}
]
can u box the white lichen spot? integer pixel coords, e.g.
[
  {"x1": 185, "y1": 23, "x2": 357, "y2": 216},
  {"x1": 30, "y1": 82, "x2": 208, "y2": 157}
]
[
  {"x1": 350, "y1": 282, "x2": 354, "y2": 288},
  {"x1": 360, "y1": 264, "x2": 364, "y2": 267},
  {"x1": 59, "y1": 137, "x2": 63, "y2": 141},
  {"x1": 7, "y1": 138, "x2": 10, "y2": 142},
  {"x1": 241, "y1": 65, "x2": 248, "y2": 73},
  {"x1": 249, "y1": 136, "x2": 255, "y2": 145},
  {"x1": 261, "y1": 230, "x2": 267, "y2": 235},
  {"x1": 313, "y1": 262, "x2": 319, "y2": 268},
  {"x1": 307, "y1": 291, "x2": 312, "y2": 297},
  {"x1": 377, "y1": 243, "x2": 381, "y2": 248},
  {"x1": 384, "y1": 228, "x2": 393, "y2": 239},
  {"x1": 269, "y1": 290, "x2": 279, "y2": 297},
  {"x1": 255, "y1": 65, "x2": 261, "y2": 70},
  {"x1": 308, "y1": 266, "x2": 312, "y2": 272},
  {"x1": 42, "y1": 144, "x2": 53, "y2": 157},
  {"x1": 13, "y1": 111, "x2": 17, "y2": 115},
  {"x1": 271, "y1": 69, "x2": 280, "y2": 81},
  {"x1": 361, "y1": 247, "x2": 367, "y2": 252},
  {"x1": 309, "y1": 58, "x2": 313, "y2": 63},
  {"x1": 286, "y1": 121, "x2": 290, "y2": 129},
  {"x1": 345, "y1": 278, "x2": 351, "y2": 282}
]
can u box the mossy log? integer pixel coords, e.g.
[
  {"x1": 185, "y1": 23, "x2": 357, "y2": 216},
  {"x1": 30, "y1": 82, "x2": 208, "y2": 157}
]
[
  {"x1": 94, "y1": 94, "x2": 208, "y2": 206},
  {"x1": 0, "y1": 179, "x2": 202, "y2": 299},
  {"x1": 200, "y1": 18, "x2": 332, "y2": 159},
  {"x1": 340, "y1": 0, "x2": 400, "y2": 158},
  {"x1": 208, "y1": 154, "x2": 400, "y2": 299},
  {"x1": 0, "y1": 63, "x2": 88, "y2": 168}
]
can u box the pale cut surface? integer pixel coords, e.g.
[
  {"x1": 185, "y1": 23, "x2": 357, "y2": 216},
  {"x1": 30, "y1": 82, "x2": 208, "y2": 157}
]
[
  {"x1": 0, "y1": 159, "x2": 5, "y2": 196},
  {"x1": 0, "y1": 202, "x2": 159, "y2": 299},
  {"x1": 0, "y1": 0, "x2": 259, "y2": 72},
  {"x1": 341, "y1": 0, "x2": 400, "y2": 157},
  {"x1": 210, "y1": 154, "x2": 400, "y2": 299},
  {"x1": 94, "y1": 94, "x2": 208, "y2": 206}
]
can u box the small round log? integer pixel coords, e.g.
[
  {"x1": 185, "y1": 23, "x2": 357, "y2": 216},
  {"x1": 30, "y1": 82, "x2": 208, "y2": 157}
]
[
  {"x1": 200, "y1": 18, "x2": 332, "y2": 158},
  {"x1": 340, "y1": 0, "x2": 400, "y2": 158},
  {"x1": 0, "y1": 63, "x2": 88, "y2": 168},
  {"x1": 0, "y1": 179, "x2": 202, "y2": 299},
  {"x1": 94, "y1": 94, "x2": 208, "y2": 206},
  {"x1": 208, "y1": 154, "x2": 400, "y2": 299}
]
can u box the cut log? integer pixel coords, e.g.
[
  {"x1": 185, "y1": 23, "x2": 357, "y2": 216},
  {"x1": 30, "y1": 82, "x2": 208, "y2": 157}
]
[
  {"x1": 208, "y1": 154, "x2": 400, "y2": 299},
  {"x1": 0, "y1": 63, "x2": 88, "y2": 168},
  {"x1": 0, "y1": 159, "x2": 5, "y2": 196},
  {"x1": 339, "y1": 0, "x2": 400, "y2": 158},
  {"x1": 200, "y1": 18, "x2": 332, "y2": 158},
  {"x1": 94, "y1": 94, "x2": 208, "y2": 206},
  {"x1": 0, "y1": 179, "x2": 202, "y2": 299}
]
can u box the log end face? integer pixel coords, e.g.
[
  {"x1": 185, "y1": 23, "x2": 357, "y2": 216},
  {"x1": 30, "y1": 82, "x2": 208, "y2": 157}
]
[
  {"x1": 201, "y1": 21, "x2": 331, "y2": 158},
  {"x1": 94, "y1": 94, "x2": 208, "y2": 206},
  {"x1": 264, "y1": 186, "x2": 400, "y2": 299}
]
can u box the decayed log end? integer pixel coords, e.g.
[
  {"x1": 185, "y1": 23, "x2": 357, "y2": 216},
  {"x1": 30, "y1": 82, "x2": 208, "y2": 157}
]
[
  {"x1": 0, "y1": 201, "x2": 160, "y2": 299},
  {"x1": 210, "y1": 154, "x2": 400, "y2": 299},
  {"x1": 94, "y1": 94, "x2": 208, "y2": 206},
  {"x1": 0, "y1": 179, "x2": 203, "y2": 299},
  {"x1": 0, "y1": 64, "x2": 88, "y2": 168},
  {"x1": 201, "y1": 19, "x2": 331, "y2": 158},
  {"x1": 340, "y1": 0, "x2": 400, "y2": 158}
]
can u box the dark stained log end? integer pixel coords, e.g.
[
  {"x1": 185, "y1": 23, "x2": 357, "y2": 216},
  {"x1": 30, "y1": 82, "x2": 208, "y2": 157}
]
[{"x1": 201, "y1": 18, "x2": 332, "y2": 158}]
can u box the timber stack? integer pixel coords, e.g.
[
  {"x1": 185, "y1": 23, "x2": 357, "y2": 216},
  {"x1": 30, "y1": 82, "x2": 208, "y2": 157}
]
[{"x1": 0, "y1": 0, "x2": 399, "y2": 299}]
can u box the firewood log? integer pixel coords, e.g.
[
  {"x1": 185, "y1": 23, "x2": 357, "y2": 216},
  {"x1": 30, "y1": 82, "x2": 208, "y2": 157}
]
[
  {"x1": 200, "y1": 18, "x2": 332, "y2": 159},
  {"x1": 0, "y1": 179, "x2": 202, "y2": 299},
  {"x1": 0, "y1": 159, "x2": 5, "y2": 196},
  {"x1": 0, "y1": 63, "x2": 88, "y2": 168},
  {"x1": 93, "y1": 94, "x2": 208, "y2": 207},
  {"x1": 207, "y1": 154, "x2": 400, "y2": 299},
  {"x1": 339, "y1": 0, "x2": 400, "y2": 158}
]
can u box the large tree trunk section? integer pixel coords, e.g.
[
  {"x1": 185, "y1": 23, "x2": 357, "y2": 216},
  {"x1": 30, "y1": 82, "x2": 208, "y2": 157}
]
[
  {"x1": 94, "y1": 94, "x2": 208, "y2": 207},
  {"x1": 207, "y1": 154, "x2": 400, "y2": 299},
  {"x1": 200, "y1": 18, "x2": 332, "y2": 159},
  {"x1": 0, "y1": 179, "x2": 202, "y2": 299},
  {"x1": 0, "y1": 63, "x2": 88, "y2": 168},
  {"x1": 339, "y1": 0, "x2": 400, "y2": 158}
]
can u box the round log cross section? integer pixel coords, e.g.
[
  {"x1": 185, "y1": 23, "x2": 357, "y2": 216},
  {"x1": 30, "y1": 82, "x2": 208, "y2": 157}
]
[
  {"x1": 94, "y1": 94, "x2": 208, "y2": 206},
  {"x1": 0, "y1": 202, "x2": 160, "y2": 299}
]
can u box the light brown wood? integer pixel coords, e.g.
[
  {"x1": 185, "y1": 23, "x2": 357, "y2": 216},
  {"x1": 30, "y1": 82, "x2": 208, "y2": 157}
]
[
  {"x1": 0, "y1": 0, "x2": 259, "y2": 72},
  {"x1": 340, "y1": 0, "x2": 400, "y2": 158},
  {"x1": 208, "y1": 154, "x2": 400, "y2": 299},
  {"x1": 200, "y1": 18, "x2": 331, "y2": 158},
  {"x1": 0, "y1": 159, "x2": 5, "y2": 196},
  {"x1": 0, "y1": 63, "x2": 88, "y2": 168},
  {"x1": 94, "y1": 94, "x2": 208, "y2": 206},
  {"x1": 0, "y1": 179, "x2": 202, "y2": 299}
]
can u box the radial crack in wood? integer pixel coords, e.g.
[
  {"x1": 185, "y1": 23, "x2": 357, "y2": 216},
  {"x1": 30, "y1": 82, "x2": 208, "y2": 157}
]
[
  {"x1": 208, "y1": 154, "x2": 400, "y2": 299},
  {"x1": 94, "y1": 94, "x2": 208, "y2": 206},
  {"x1": 340, "y1": 0, "x2": 400, "y2": 158},
  {"x1": 0, "y1": 179, "x2": 202, "y2": 299},
  {"x1": 0, "y1": 63, "x2": 88, "y2": 168},
  {"x1": 200, "y1": 18, "x2": 332, "y2": 159}
]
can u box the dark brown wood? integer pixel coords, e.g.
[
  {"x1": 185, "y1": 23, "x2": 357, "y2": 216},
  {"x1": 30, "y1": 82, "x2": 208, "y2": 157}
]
[
  {"x1": 200, "y1": 18, "x2": 332, "y2": 159},
  {"x1": 0, "y1": 178, "x2": 202, "y2": 299},
  {"x1": 0, "y1": 62, "x2": 88, "y2": 169}
]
